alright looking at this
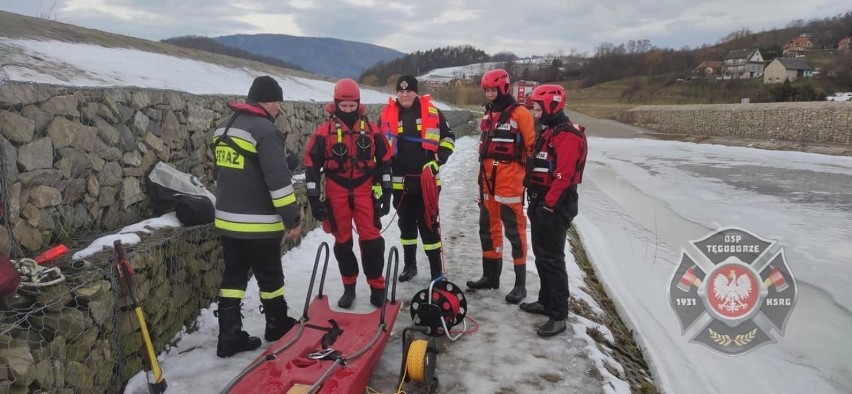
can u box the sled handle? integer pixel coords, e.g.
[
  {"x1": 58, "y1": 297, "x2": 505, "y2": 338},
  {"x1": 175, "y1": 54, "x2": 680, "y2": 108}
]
[
  {"x1": 303, "y1": 242, "x2": 330, "y2": 321},
  {"x1": 380, "y1": 246, "x2": 400, "y2": 327}
]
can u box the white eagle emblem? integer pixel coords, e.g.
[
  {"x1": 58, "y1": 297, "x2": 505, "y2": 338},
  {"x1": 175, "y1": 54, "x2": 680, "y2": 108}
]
[{"x1": 712, "y1": 270, "x2": 752, "y2": 313}]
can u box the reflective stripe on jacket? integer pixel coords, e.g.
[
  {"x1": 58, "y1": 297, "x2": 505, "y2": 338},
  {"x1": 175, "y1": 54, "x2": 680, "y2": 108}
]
[
  {"x1": 478, "y1": 104, "x2": 536, "y2": 199},
  {"x1": 213, "y1": 102, "x2": 300, "y2": 239},
  {"x1": 380, "y1": 95, "x2": 442, "y2": 155}
]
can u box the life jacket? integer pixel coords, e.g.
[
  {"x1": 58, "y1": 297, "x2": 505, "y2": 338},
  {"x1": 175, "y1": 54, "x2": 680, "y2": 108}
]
[
  {"x1": 524, "y1": 122, "x2": 587, "y2": 194},
  {"x1": 380, "y1": 95, "x2": 441, "y2": 156},
  {"x1": 321, "y1": 115, "x2": 381, "y2": 188},
  {"x1": 479, "y1": 103, "x2": 524, "y2": 163}
]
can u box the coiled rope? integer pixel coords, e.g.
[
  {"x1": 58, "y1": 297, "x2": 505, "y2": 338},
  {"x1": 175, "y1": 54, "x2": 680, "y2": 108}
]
[
  {"x1": 12, "y1": 258, "x2": 65, "y2": 287},
  {"x1": 404, "y1": 339, "x2": 429, "y2": 383}
]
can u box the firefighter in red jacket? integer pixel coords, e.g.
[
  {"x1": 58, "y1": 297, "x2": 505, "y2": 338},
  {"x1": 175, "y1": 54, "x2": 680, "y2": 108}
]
[
  {"x1": 380, "y1": 76, "x2": 455, "y2": 282},
  {"x1": 467, "y1": 69, "x2": 536, "y2": 304},
  {"x1": 304, "y1": 79, "x2": 393, "y2": 309},
  {"x1": 520, "y1": 84, "x2": 587, "y2": 337}
]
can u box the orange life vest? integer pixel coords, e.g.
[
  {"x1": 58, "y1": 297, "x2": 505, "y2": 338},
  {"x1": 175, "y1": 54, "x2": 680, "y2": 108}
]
[{"x1": 380, "y1": 95, "x2": 441, "y2": 156}]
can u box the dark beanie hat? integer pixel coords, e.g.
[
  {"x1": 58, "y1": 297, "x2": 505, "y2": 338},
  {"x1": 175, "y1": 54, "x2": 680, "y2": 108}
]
[
  {"x1": 396, "y1": 75, "x2": 418, "y2": 93},
  {"x1": 247, "y1": 75, "x2": 283, "y2": 102}
]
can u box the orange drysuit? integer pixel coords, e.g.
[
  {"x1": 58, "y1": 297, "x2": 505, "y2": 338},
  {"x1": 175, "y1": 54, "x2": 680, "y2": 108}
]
[{"x1": 478, "y1": 102, "x2": 536, "y2": 266}]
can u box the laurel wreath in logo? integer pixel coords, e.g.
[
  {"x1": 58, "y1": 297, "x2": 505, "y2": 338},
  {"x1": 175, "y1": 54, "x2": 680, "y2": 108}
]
[{"x1": 708, "y1": 328, "x2": 757, "y2": 347}]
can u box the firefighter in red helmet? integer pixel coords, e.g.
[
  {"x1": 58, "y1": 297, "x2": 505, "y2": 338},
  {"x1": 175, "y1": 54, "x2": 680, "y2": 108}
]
[
  {"x1": 304, "y1": 78, "x2": 394, "y2": 309},
  {"x1": 520, "y1": 84, "x2": 587, "y2": 337},
  {"x1": 467, "y1": 69, "x2": 536, "y2": 304}
]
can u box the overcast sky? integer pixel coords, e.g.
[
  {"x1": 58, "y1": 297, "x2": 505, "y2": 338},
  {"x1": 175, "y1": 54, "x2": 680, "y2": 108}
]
[{"x1": 1, "y1": 0, "x2": 850, "y2": 57}]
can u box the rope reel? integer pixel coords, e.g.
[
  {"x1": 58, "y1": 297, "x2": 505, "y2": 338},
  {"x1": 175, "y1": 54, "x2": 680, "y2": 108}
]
[
  {"x1": 403, "y1": 337, "x2": 437, "y2": 386},
  {"x1": 399, "y1": 281, "x2": 469, "y2": 393},
  {"x1": 409, "y1": 280, "x2": 467, "y2": 337},
  {"x1": 398, "y1": 332, "x2": 438, "y2": 393}
]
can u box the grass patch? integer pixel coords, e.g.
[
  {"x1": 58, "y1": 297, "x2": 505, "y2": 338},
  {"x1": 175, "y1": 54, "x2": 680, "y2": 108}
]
[{"x1": 568, "y1": 226, "x2": 659, "y2": 393}]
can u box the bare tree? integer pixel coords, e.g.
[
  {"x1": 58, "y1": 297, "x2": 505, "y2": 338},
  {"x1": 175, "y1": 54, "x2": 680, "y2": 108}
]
[{"x1": 37, "y1": 0, "x2": 58, "y2": 21}]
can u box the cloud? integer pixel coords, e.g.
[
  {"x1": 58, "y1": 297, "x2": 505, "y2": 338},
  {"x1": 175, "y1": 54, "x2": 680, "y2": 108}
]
[{"x1": 1, "y1": 0, "x2": 850, "y2": 57}]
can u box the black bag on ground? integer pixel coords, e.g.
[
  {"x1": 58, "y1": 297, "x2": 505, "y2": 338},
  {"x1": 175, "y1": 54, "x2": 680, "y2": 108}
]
[
  {"x1": 146, "y1": 161, "x2": 217, "y2": 225},
  {"x1": 175, "y1": 195, "x2": 215, "y2": 225}
]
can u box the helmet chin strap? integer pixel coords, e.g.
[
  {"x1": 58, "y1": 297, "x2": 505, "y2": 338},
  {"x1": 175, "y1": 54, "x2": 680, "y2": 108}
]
[{"x1": 540, "y1": 111, "x2": 567, "y2": 127}]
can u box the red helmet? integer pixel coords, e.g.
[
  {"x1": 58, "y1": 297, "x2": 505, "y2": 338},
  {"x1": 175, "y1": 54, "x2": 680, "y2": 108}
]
[
  {"x1": 334, "y1": 78, "x2": 360, "y2": 101},
  {"x1": 481, "y1": 69, "x2": 510, "y2": 95},
  {"x1": 530, "y1": 84, "x2": 566, "y2": 115}
]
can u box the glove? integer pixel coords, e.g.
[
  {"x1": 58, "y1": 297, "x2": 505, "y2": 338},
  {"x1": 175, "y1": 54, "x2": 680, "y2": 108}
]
[
  {"x1": 437, "y1": 148, "x2": 452, "y2": 166},
  {"x1": 285, "y1": 149, "x2": 299, "y2": 171},
  {"x1": 308, "y1": 196, "x2": 327, "y2": 221},
  {"x1": 380, "y1": 190, "x2": 391, "y2": 216}
]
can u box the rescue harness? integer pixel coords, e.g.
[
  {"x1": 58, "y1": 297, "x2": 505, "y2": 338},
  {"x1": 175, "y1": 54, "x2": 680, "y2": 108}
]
[
  {"x1": 478, "y1": 103, "x2": 524, "y2": 201},
  {"x1": 524, "y1": 122, "x2": 588, "y2": 196}
]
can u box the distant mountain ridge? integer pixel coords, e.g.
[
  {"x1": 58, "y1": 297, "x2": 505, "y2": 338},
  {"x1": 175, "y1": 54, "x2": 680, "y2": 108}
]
[
  {"x1": 214, "y1": 34, "x2": 404, "y2": 79},
  {"x1": 161, "y1": 36, "x2": 307, "y2": 72}
]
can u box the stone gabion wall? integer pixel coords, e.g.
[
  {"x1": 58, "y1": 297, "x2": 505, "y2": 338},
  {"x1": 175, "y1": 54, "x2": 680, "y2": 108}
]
[
  {"x1": 1, "y1": 225, "x2": 225, "y2": 393},
  {"x1": 614, "y1": 101, "x2": 852, "y2": 144},
  {"x1": 0, "y1": 80, "x2": 474, "y2": 393},
  {"x1": 0, "y1": 81, "x2": 475, "y2": 258}
]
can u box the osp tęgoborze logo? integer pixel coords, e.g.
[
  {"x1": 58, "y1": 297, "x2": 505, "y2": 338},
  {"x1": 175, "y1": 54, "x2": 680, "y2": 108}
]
[{"x1": 668, "y1": 227, "x2": 797, "y2": 356}]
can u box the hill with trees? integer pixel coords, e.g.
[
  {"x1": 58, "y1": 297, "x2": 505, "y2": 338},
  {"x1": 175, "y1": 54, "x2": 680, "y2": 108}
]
[
  {"x1": 579, "y1": 11, "x2": 852, "y2": 88},
  {"x1": 213, "y1": 34, "x2": 404, "y2": 79},
  {"x1": 364, "y1": 11, "x2": 852, "y2": 108},
  {"x1": 161, "y1": 36, "x2": 306, "y2": 72},
  {"x1": 359, "y1": 45, "x2": 508, "y2": 87}
]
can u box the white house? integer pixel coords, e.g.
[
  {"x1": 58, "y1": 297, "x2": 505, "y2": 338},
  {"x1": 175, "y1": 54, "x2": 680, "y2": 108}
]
[{"x1": 722, "y1": 49, "x2": 764, "y2": 79}]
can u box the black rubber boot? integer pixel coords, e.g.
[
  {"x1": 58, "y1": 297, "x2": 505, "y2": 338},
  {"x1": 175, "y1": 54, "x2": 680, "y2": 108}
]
[
  {"x1": 426, "y1": 249, "x2": 444, "y2": 280},
  {"x1": 398, "y1": 265, "x2": 417, "y2": 282},
  {"x1": 261, "y1": 297, "x2": 297, "y2": 342},
  {"x1": 370, "y1": 287, "x2": 385, "y2": 307},
  {"x1": 519, "y1": 301, "x2": 546, "y2": 315},
  {"x1": 537, "y1": 318, "x2": 567, "y2": 337},
  {"x1": 338, "y1": 284, "x2": 356, "y2": 309},
  {"x1": 505, "y1": 265, "x2": 527, "y2": 304},
  {"x1": 466, "y1": 258, "x2": 501, "y2": 289},
  {"x1": 216, "y1": 299, "x2": 261, "y2": 358},
  {"x1": 399, "y1": 243, "x2": 418, "y2": 282}
]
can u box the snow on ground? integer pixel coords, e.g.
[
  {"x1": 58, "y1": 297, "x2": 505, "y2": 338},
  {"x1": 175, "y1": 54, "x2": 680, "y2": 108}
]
[
  {"x1": 577, "y1": 137, "x2": 852, "y2": 394},
  {"x1": 6, "y1": 35, "x2": 851, "y2": 393},
  {"x1": 417, "y1": 57, "x2": 551, "y2": 82},
  {"x1": 121, "y1": 136, "x2": 617, "y2": 394},
  {"x1": 0, "y1": 38, "x2": 454, "y2": 110}
]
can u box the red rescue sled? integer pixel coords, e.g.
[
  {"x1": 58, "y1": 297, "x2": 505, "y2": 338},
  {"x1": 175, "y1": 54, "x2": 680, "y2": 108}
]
[{"x1": 222, "y1": 243, "x2": 401, "y2": 394}]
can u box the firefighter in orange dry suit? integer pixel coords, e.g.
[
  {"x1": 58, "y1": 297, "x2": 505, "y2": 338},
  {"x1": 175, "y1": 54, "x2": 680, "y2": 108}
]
[
  {"x1": 466, "y1": 69, "x2": 536, "y2": 304},
  {"x1": 380, "y1": 76, "x2": 455, "y2": 282},
  {"x1": 304, "y1": 79, "x2": 393, "y2": 309}
]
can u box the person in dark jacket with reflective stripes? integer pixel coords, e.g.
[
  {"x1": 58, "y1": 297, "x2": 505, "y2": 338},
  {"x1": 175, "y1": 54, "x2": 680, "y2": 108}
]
[
  {"x1": 379, "y1": 76, "x2": 455, "y2": 282},
  {"x1": 211, "y1": 76, "x2": 302, "y2": 357}
]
